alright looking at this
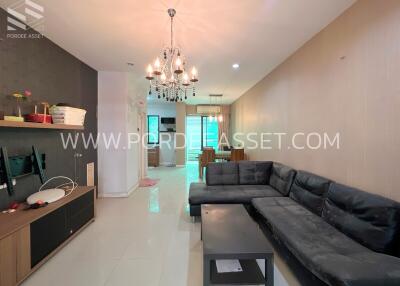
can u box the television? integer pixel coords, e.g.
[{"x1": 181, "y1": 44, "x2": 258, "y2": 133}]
[{"x1": 161, "y1": 117, "x2": 176, "y2": 124}]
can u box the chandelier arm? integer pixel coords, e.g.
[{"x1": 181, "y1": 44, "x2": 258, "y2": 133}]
[{"x1": 170, "y1": 11, "x2": 174, "y2": 49}]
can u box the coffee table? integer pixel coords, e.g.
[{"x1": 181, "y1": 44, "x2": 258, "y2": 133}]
[{"x1": 201, "y1": 204, "x2": 274, "y2": 286}]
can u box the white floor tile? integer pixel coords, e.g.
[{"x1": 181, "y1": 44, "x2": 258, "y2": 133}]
[{"x1": 22, "y1": 163, "x2": 299, "y2": 286}]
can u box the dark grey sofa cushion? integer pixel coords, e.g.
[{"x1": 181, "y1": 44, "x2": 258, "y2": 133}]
[
  {"x1": 290, "y1": 170, "x2": 332, "y2": 215},
  {"x1": 322, "y1": 183, "x2": 400, "y2": 256},
  {"x1": 252, "y1": 197, "x2": 400, "y2": 286},
  {"x1": 189, "y1": 183, "x2": 282, "y2": 205},
  {"x1": 269, "y1": 163, "x2": 296, "y2": 196},
  {"x1": 206, "y1": 162, "x2": 239, "y2": 185},
  {"x1": 238, "y1": 161, "x2": 272, "y2": 185}
]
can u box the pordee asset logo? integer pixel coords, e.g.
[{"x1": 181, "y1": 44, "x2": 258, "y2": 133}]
[{"x1": 6, "y1": 0, "x2": 44, "y2": 39}]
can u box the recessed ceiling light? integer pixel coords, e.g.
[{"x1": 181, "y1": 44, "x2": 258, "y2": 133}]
[{"x1": 232, "y1": 63, "x2": 240, "y2": 69}]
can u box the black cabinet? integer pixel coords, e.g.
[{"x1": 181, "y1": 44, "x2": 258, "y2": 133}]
[
  {"x1": 30, "y1": 207, "x2": 68, "y2": 267},
  {"x1": 30, "y1": 190, "x2": 94, "y2": 267}
]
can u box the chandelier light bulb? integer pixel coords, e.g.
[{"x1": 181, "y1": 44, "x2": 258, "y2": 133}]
[
  {"x1": 182, "y1": 73, "x2": 190, "y2": 86},
  {"x1": 154, "y1": 58, "x2": 161, "y2": 75},
  {"x1": 175, "y1": 56, "x2": 183, "y2": 74},
  {"x1": 176, "y1": 57, "x2": 182, "y2": 67},
  {"x1": 218, "y1": 115, "x2": 223, "y2": 122},
  {"x1": 190, "y1": 67, "x2": 198, "y2": 82},
  {"x1": 169, "y1": 74, "x2": 175, "y2": 83},
  {"x1": 154, "y1": 58, "x2": 160, "y2": 68},
  {"x1": 146, "y1": 64, "x2": 154, "y2": 80},
  {"x1": 161, "y1": 73, "x2": 167, "y2": 84}
]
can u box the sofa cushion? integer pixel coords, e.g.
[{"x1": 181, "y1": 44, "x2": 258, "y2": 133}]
[
  {"x1": 238, "y1": 161, "x2": 272, "y2": 185},
  {"x1": 322, "y1": 183, "x2": 400, "y2": 255},
  {"x1": 189, "y1": 183, "x2": 282, "y2": 205},
  {"x1": 252, "y1": 197, "x2": 400, "y2": 286},
  {"x1": 269, "y1": 163, "x2": 296, "y2": 196},
  {"x1": 206, "y1": 162, "x2": 239, "y2": 185},
  {"x1": 289, "y1": 170, "x2": 331, "y2": 215}
]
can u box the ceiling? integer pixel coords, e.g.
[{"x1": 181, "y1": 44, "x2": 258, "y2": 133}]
[{"x1": 1, "y1": 0, "x2": 356, "y2": 104}]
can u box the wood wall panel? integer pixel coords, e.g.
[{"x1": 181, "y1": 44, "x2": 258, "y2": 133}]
[
  {"x1": 0, "y1": 234, "x2": 17, "y2": 286},
  {"x1": 16, "y1": 226, "x2": 31, "y2": 282},
  {"x1": 231, "y1": 0, "x2": 400, "y2": 201}
]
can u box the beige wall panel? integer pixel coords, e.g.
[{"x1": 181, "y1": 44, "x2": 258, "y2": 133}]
[{"x1": 231, "y1": 0, "x2": 400, "y2": 201}]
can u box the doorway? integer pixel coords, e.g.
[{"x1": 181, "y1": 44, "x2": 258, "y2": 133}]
[{"x1": 186, "y1": 116, "x2": 219, "y2": 162}]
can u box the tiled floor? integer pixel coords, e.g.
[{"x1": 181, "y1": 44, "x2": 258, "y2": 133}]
[{"x1": 22, "y1": 163, "x2": 300, "y2": 286}]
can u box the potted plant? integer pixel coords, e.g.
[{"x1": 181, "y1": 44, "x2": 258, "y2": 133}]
[{"x1": 5, "y1": 90, "x2": 32, "y2": 122}]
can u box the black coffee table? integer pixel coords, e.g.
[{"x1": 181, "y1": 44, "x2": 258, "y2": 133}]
[{"x1": 201, "y1": 204, "x2": 274, "y2": 286}]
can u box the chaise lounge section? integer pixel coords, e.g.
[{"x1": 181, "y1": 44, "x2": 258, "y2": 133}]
[
  {"x1": 189, "y1": 161, "x2": 400, "y2": 286},
  {"x1": 253, "y1": 179, "x2": 400, "y2": 286}
]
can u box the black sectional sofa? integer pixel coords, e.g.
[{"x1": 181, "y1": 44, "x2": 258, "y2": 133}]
[
  {"x1": 188, "y1": 161, "x2": 400, "y2": 286},
  {"x1": 189, "y1": 161, "x2": 295, "y2": 216}
]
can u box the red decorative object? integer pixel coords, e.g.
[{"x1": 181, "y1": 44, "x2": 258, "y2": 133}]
[
  {"x1": 25, "y1": 113, "x2": 52, "y2": 123},
  {"x1": 9, "y1": 202, "x2": 19, "y2": 210}
]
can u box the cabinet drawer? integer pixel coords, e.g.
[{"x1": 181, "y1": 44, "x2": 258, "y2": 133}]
[
  {"x1": 67, "y1": 190, "x2": 94, "y2": 215},
  {"x1": 30, "y1": 207, "x2": 67, "y2": 267},
  {"x1": 67, "y1": 204, "x2": 94, "y2": 236}
]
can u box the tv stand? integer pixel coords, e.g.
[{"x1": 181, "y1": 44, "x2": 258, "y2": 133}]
[{"x1": 0, "y1": 186, "x2": 96, "y2": 286}]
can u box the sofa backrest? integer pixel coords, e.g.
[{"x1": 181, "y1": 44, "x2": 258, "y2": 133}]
[
  {"x1": 290, "y1": 171, "x2": 332, "y2": 216},
  {"x1": 322, "y1": 182, "x2": 400, "y2": 255},
  {"x1": 269, "y1": 163, "x2": 296, "y2": 196},
  {"x1": 238, "y1": 161, "x2": 272, "y2": 185},
  {"x1": 206, "y1": 162, "x2": 239, "y2": 185}
]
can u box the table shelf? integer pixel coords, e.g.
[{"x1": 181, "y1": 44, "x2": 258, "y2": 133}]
[{"x1": 210, "y1": 259, "x2": 265, "y2": 285}]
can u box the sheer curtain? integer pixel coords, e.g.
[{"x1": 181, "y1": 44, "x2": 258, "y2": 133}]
[{"x1": 218, "y1": 105, "x2": 230, "y2": 150}]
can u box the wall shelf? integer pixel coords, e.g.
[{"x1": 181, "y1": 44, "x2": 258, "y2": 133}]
[{"x1": 0, "y1": 120, "x2": 84, "y2": 130}]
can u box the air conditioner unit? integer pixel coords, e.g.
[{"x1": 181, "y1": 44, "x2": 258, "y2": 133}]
[{"x1": 196, "y1": 105, "x2": 221, "y2": 114}]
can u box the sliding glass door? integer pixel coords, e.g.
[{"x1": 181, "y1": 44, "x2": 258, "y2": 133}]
[
  {"x1": 186, "y1": 116, "x2": 219, "y2": 162},
  {"x1": 202, "y1": 117, "x2": 219, "y2": 149},
  {"x1": 186, "y1": 116, "x2": 202, "y2": 161}
]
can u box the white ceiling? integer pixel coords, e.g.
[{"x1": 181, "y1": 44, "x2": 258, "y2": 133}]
[{"x1": 1, "y1": 0, "x2": 356, "y2": 104}]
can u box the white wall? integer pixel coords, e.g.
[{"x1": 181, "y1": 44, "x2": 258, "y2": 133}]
[
  {"x1": 147, "y1": 102, "x2": 177, "y2": 166},
  {"x1": 98, "y1": 71, "x2": 141, "y2": 197},
  {"x1": 126, "y1": 73, "x2": 141, "y2": 192}
]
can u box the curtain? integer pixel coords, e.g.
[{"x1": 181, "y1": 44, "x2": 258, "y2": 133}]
[{"x1": 218, "y1": 105, "x2": 230, "y2": 150}]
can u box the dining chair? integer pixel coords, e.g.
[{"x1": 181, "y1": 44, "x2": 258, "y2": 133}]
[
  {"x1": 230, "y1": 148, "x2": 245, "y2": 162},
  {"x1": 199, "y1": 148, "x2": 216, "y2": 179}
]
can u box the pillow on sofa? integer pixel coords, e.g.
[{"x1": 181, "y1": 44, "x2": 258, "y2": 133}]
[
  {"x1": 322, "y1": 182, "x2": 400, "y2": 255},
  {"x1": 238, "y1": 161, "x2": 272, "y2": 185},
  {"x1": 290, "y1": 170, "x2": 332, "y2": 215},
  {"x1": 206, "y1": 162, "x2": 239, "y2": 185},
  {"x1": 269, "y1": 163, "x2": 296, "y2": 196}
]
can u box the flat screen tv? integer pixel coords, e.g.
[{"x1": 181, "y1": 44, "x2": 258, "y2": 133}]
[{"x1": 161, "y1": 117, "x2": 176, "y2": 124}]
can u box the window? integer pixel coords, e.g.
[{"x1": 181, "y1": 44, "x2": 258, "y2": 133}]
[{"x1": 147, "y1": 115, "x2": 159, "y2": 144}]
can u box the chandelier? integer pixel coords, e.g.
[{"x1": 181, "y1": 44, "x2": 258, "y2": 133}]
[{"x1": 145, "y1": 8, "x2": 199, "y2": 102}]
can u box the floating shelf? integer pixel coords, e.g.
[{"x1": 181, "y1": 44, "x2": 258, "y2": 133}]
[{"x1": 0, "y1": 120, "x2": 84, "y2": 130}]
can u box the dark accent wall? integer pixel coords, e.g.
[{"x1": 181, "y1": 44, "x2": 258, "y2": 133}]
[{"x1": 0, "y1": 8, "x2": 98, "y2": 210}]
